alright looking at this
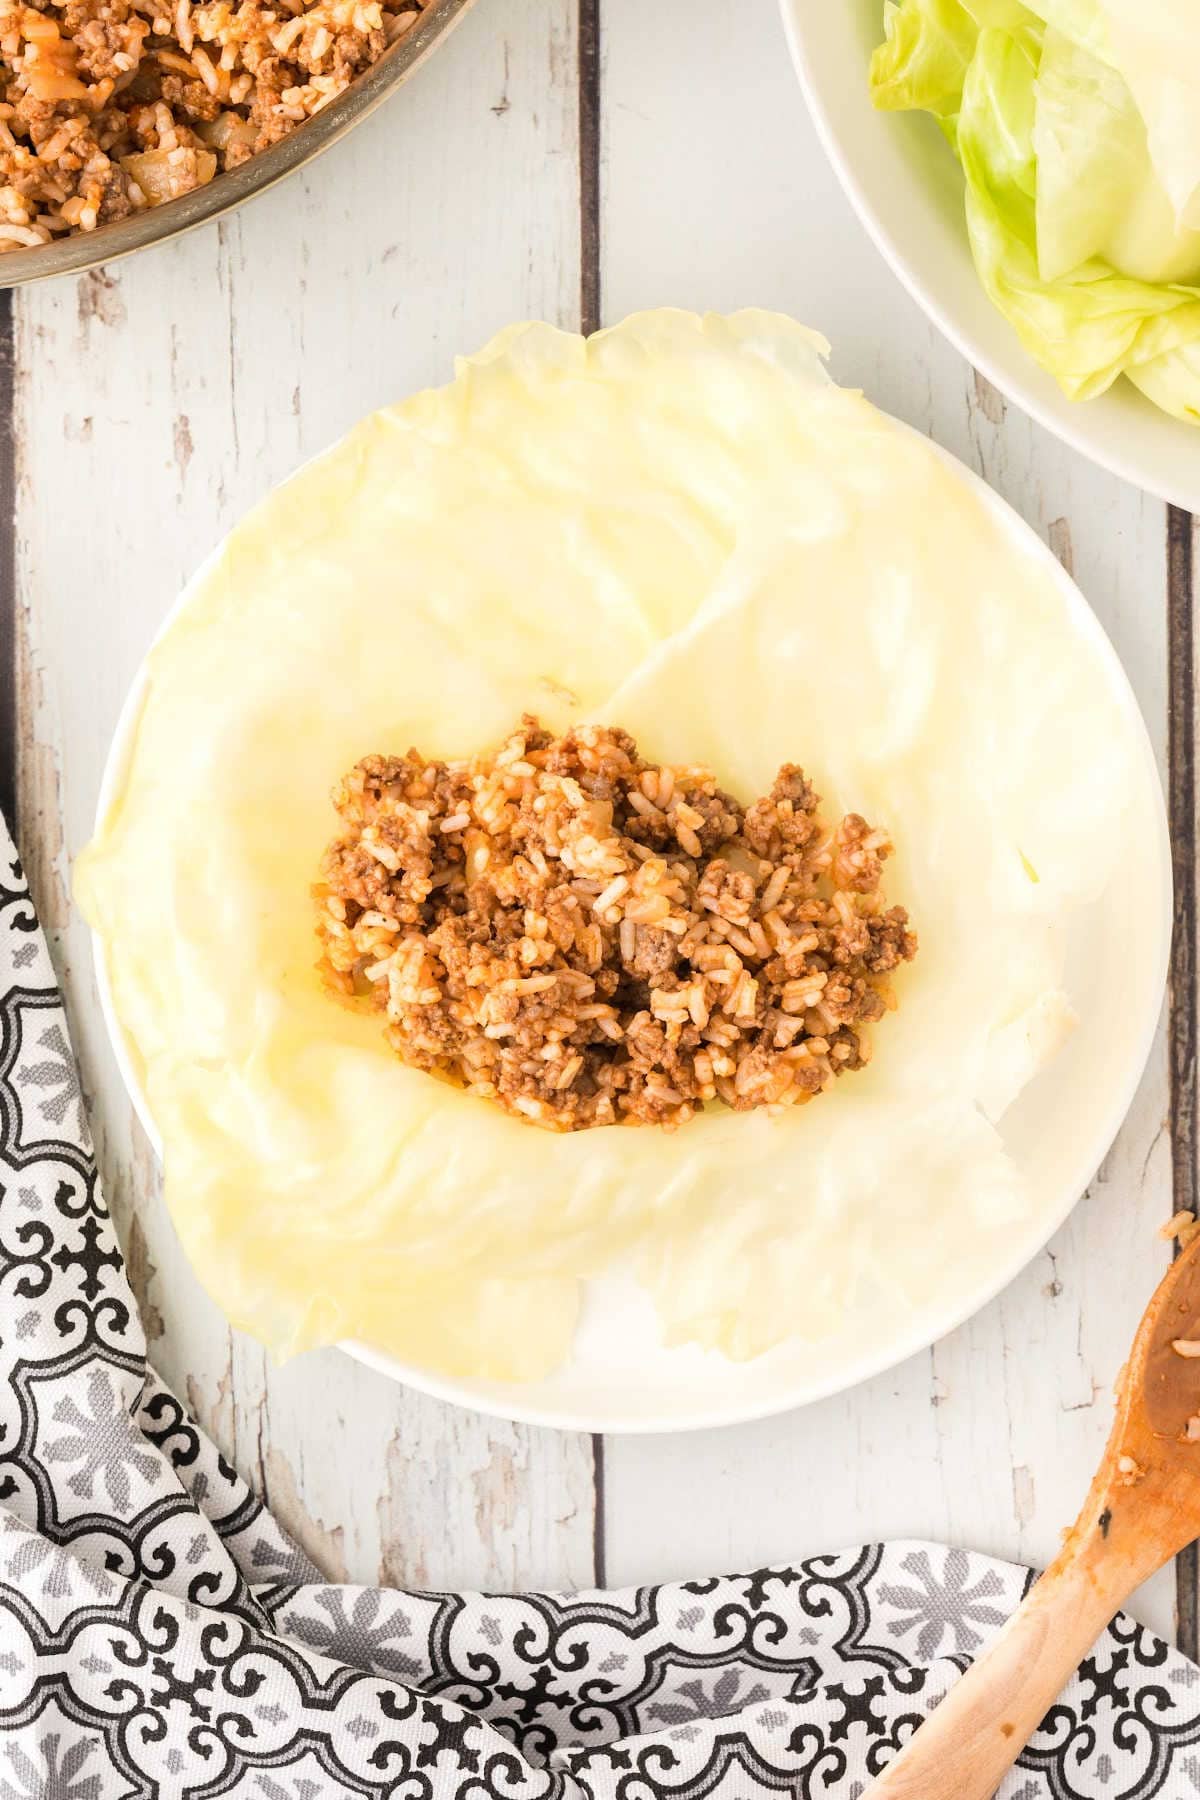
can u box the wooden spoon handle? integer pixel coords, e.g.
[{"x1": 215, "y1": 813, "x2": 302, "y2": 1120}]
[{"x1": 864, "y1": 1537, "x2": 1137, "y2": 1800}]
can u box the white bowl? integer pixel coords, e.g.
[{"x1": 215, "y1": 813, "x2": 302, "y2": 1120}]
[
  {"x1": 88, "y1": 428, "x2": 1171, "y2": 1434},
  {"x1": 780, "y1": 0, "x2": 1200, "y2": 510}
]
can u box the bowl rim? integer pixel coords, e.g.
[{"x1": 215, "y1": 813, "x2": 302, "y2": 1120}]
[
  {"x1": 777, "y1": 0, "x2": 1200, "y2": 513},
  {"x1": 85, "y1": 409, "x2": 1173, "y2": 1436},
  {"x1": 0, "y1": 0, "x2": 477, "y2": 289}
]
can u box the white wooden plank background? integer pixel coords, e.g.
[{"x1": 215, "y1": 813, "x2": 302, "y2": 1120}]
[
  {"x1": 16, "y1": 0, "x2": 598, "y2": 1597},
  {"x1": 598, "y1": 0, "x2": 1176, "y2": 1640},
  {"x1": 9, "y1": 0, "x2": 1185, "y2": 1647}
]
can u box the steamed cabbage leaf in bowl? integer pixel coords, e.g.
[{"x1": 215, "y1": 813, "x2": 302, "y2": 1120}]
[{"x1": 870, "y1": 0, "x2": 1200, "y2": 421}]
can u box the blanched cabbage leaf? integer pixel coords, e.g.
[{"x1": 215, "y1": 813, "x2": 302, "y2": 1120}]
[
  {"x1": 1033, "y1": 28, "x2": 1144, "y2": 282},
  {"x1": 1098, "y1": 1, "x2": 1200, "y2": 230},
  {"x1": 871, "y1": 0, "x2": 1200, "y2": 418},
  {"x1": 76, "y1": 312, "x2": 1140, "y2": 1381}
]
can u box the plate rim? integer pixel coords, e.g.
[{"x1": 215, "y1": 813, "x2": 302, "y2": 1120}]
[
  {"x1": 776, "y1": 0, "x2": 1200, "y2": 513},
  {"x1": 86, "y1": 391, "x2": 1173, "y2": 1436}
]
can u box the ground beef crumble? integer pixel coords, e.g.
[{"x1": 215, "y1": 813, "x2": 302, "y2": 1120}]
[
  {"x1": 0, "y1": 0, "x2": 428, "y2": 247},
  {"x1": 315, "y1": 718, "x2": 918, "y2": 1131}
]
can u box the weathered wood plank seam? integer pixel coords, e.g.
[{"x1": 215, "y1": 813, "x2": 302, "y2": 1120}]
[
  {"x1": 579, "y1": 0, "x2": 604, "y2": 1584},
  {"x1": 1168, "y1": 503, "x2": 1197, "y2": 1657},
  {"x1": 578, "y1": 0, "x2": 600, "y2": 338},
  {"x1": 0, "y1": 289, "x2": 16, "y2": 831}
]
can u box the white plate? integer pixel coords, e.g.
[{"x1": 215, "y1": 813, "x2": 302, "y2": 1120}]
[
  {"x1": 90, "y1": 430, "x2": 1171, "y2": 1434},
  {"x1": 779, "y1": 0, "x2": 1200, "y2": 511}
]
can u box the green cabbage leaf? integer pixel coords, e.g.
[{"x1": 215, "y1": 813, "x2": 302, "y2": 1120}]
[{"x1": 870, "y1": 0, "x2": 1200, "y2": 419}]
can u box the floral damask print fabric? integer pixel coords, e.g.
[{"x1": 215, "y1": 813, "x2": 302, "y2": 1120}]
[{"x1": 2, "y1": 812, "x2": 1200, "y2": 1799}]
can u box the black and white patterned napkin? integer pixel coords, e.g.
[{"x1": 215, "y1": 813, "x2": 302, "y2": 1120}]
[{"x1": 3, "y1": 817, "x2": 1200, "y2": 1800}]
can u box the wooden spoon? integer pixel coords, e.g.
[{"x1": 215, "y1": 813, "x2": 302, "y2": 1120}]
[{"x1": 864, "y1": 1230, "x2": 1200, "y2": 1800}]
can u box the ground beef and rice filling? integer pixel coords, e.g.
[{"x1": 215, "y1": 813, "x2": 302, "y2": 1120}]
[
  {"x1": 0, "y1": 0, "x2": 427, "y2": 246},
  {"x1": 316, "y1": 718, "x2": 918, "y2": 1131}
]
